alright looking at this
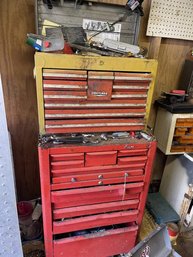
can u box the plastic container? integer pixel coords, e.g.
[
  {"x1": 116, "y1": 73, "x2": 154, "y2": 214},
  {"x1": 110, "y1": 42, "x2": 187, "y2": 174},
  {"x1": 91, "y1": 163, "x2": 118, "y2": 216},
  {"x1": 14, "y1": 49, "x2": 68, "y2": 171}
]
[{"x1": 17, "y1": 201, "x2": 33, "y2": 226}]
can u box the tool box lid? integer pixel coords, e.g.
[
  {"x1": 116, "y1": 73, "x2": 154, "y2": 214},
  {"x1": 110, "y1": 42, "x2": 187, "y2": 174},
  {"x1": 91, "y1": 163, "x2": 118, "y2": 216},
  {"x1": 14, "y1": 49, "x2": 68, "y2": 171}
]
[{"x1": 125, "y1": 225, "x2": 181, "y2": 257}]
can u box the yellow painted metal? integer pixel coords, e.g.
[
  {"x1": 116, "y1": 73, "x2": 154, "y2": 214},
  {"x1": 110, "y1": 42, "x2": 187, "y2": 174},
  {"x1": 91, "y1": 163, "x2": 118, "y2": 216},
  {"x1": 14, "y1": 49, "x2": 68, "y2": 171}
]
[{"x1": 35, "y1": 52, "x2": 157, "y2": 134}]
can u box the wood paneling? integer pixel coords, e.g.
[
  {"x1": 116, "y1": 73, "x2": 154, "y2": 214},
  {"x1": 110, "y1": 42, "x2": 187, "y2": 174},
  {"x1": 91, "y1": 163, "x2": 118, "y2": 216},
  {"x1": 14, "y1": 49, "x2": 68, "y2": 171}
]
[
  {"x1": 0, "y1": 0, "x2": 192, "y2": 198},
  {"x1": 138, "y1": 2, "x2": 193, "y2": 127},
  {"x1": 0, "y1": 1, "x2": 40, "y2": 200}
]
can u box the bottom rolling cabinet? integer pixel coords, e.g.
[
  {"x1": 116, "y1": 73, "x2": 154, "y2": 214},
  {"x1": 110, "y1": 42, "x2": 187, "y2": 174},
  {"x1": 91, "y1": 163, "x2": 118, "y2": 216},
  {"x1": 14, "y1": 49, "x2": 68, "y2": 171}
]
[{"x1": 38, "y1": 137, "x2": 156, "y2": 257}]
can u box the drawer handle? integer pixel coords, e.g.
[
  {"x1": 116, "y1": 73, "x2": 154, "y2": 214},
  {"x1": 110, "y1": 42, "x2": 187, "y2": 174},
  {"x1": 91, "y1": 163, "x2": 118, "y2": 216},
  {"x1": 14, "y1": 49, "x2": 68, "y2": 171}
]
[
  {"x1": 71, "y1": 177, "x2": 77, "y2": 183},
  {"x1": 98, "y1": 181, "x2": 103, "y2": 185},
  {"x1": 98, "y1": 174, "x2": 103, "y2": 179}
]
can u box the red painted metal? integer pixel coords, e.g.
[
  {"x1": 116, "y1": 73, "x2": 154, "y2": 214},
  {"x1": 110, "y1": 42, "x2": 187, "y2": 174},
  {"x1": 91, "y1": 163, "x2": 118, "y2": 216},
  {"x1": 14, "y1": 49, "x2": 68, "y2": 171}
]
[
  {"x1": 87, "y1": 72, "x2": 113, "y2": 101},
  {"x1": 51, "y1": 160, "x2": 84, "y2": 170},
  {"x1": 38, "y1": 148, "x2": 53, "y2": 257},
  {"x1": 51, "y1": 175, "x2": 145, "y2": 190},
  {"x1": 38, "y1": 138, "x2": 156, "y2": 257},
  {"x1": 43, "y1": 69, "x2": 87, "y2": 80},
  {"x1": 53, "y1": 226, "x2": 138, "y2": 257},
  {"x1": 118, "y1": 149, "x2": 148, "y2": 156},
  {"x1": 53, "y1": 210, "x2": 139, "y2": 234},
  {"x1": 51, "y1": 182, "x2": 144, "y2": 209},
  {"x1": 46, "y1": 125, "x2": 145, "y2": 133},
  {"x1": 52, "y1": 169, "x2": 144, "y2": 183},
  {"x1": 53, "y1": 199, "x2": 139, "y2": 219},
  {"x1": 51, "y1": 153, "x2": 84, "y2": 161},
  {"x1": 43, "y1": 79, "x2": 87, "y2": 90},
  {"x1": 118, "y1": 156, "x2": 147, "y2": 165},
  {"x1": 38, "y1": 67, "x2": 157, "y2": 257},
  {"x1": 137, "y1": 141, "x2": 157, "y2": 224},
  {"x1": 85, "y1": 151, "x2": 117, "y2": 166},
  {"x1": 51, "y1": 163, "x2": 146, "y2": 177},
  {"x1": 49, "y1": 142, "x2": 149, "y2": 154}
]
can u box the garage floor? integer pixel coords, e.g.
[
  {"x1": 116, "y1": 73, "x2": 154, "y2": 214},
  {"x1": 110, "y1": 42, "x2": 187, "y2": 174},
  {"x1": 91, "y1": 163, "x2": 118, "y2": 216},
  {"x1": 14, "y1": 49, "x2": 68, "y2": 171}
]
[{"x1": 174, "y1": 230, "x2": 193, "y2": 257}]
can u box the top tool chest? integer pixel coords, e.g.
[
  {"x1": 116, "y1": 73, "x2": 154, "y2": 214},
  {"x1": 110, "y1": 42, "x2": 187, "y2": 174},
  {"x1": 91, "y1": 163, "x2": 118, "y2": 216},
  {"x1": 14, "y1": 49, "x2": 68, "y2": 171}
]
[
  {"x1": 35, "y1": 53, "x2": 157, "y2": 134},
  {"x1": 35, "y1": 53, "x2": 157, "y2": 257}
]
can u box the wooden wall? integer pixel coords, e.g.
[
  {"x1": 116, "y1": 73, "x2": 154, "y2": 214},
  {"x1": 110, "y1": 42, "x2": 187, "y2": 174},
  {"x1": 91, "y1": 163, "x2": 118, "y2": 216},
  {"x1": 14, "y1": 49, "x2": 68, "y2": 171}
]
[
  {"x1": 0, "y1": 0, "x2": 192, "y2": 200},
  {"x1": 139, "y1": 2, "x2": 193, "y2": 128},
  {"x1": 0, "y1": 1, "x2": 40, "y2": 200}
]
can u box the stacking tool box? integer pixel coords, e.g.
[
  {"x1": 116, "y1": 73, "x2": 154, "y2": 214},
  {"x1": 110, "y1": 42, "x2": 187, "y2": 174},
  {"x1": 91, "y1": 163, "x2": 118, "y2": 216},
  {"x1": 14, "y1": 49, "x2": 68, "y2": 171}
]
[{"x1": 35, "y1": 53, "x2": 157, "y2": 257}]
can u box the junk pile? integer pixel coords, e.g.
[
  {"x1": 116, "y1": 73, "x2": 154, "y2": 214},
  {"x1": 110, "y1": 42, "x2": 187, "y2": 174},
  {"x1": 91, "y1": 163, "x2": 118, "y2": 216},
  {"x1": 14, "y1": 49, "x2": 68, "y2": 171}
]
[
  {"x1": 27, "y1": 0, "x2": 146, "y2": 58},
  {"x1": 17, "y1": 200, "x2": 44, "y2": 256}
]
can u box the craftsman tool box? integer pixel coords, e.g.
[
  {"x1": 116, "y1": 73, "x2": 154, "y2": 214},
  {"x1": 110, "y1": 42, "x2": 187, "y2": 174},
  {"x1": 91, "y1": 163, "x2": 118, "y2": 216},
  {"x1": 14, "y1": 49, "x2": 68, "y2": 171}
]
[{"x1": 35, "y1": 53, "x2": 157, "y2": 257}]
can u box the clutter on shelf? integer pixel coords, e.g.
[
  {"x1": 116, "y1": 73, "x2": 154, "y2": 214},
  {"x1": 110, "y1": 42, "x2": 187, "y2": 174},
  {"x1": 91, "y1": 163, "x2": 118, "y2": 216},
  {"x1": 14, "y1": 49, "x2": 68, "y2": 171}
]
[{"x1": 27, "y1": 0, "x2": 146, "y2": 58}]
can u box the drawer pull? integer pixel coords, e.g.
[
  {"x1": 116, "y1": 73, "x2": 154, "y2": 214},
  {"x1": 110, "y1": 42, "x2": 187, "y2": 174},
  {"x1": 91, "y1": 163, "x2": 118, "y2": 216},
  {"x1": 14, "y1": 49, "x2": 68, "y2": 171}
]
[
  {"x1": 98, "y1": 174, "x2": 103, "y2": 179},
  {"x1": 98, "y1": 181, "x2": 103, "y2": 185},
  {"x1": 71, "y1": 178, "x2": 77, "y2": 183}
]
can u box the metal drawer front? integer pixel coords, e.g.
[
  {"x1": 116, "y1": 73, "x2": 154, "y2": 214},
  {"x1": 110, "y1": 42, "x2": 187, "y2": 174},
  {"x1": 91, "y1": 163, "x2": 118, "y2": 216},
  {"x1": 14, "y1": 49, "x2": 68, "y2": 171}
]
[
  {"x1": 42, "y1": 69, "x2": 151, "y2": 133},
  {"x1": 53, "y1": 226, "x2": 138, "y2": 257},
  {"x1": 45, "y1": 118, "x2": 145, "y2": 133},
  {"x1": 51, "y1": 153, "x2": 84, "y2": 162},
  {"x1": 85, "y1": 151, "x2": 117, "y2": 166},
  {"x1": 53, "y1": 199, "x2": 139, "y2": 220},
  {"x1": 51, "y1": 183, "x2": 144, "y2": 209},
  {"x1": 53, "y1": 210, "x2": 138, "y2": 234},
  {"x1": 118, "y1": 148, "x2": 148, "y2": 157},
  {"x1": 51, "y1": 163, "x2": 146, "y2": 177},
  {"x1": 118, "y1": 156, "x2": 147, "y2": 165},
  {"x1": 43, "y1": 69, "x2": 87, "y2": 80},
  {"x1": 52, "y1": 169, "x2": 144, "y2": 183},
  {"x1": 51, "y1": 175, "x2": 144, "y2": 190},
  {"x1": 51, "y1": 160, "x2": 84, "y2": 170}
]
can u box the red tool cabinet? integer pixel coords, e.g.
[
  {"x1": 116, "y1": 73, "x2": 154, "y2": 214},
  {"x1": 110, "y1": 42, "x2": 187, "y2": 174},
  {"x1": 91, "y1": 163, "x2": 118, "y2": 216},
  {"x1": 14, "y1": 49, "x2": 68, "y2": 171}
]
[{"x1": 35, "y1": 53, "x2": 157, "y2": 257}]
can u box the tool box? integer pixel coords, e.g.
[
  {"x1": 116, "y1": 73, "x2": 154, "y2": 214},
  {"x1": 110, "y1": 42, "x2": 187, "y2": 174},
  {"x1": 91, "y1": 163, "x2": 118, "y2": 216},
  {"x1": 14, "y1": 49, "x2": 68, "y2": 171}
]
[{"x1": 35, "y1": 53, "x2": 157, "y2": 257}]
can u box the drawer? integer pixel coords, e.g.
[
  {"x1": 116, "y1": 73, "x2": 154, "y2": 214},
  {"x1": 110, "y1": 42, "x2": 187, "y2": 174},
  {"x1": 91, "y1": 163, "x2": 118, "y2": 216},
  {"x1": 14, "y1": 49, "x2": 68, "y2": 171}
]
[
  {"x1": 118, "y1": 149, "x2": 148, "y2": 157},
  {"x1": 114, "y1": 72, "x2": 152, "y2": 83},
  {"x1": 51, "y1": 175, "x2": 144, "y2": 190},
  {"x1": 118, "y1": 156, "x2": 147, "y2": 165},
  {"x1": 43, "y1": 69, "x2": 87, "y2": 80},
  {"x1": 45, "y1": 108, "x2": 146, "y2": 120},
  {"x1": 43, "y1": 80, "x2": 87, "y2": 91},
  {"x1": 53, "y1": 210, "x2": 138, "y2": 234},
  {"x1": 53, "y1": 199, "x2": 139, "y2": 219},
  {"x1": 44, "y1": 90, "x2": 87, "y2": 102},
  {"x1": 51, "y1": 183, "x2": 144, "y2": 209},
  {"x1": 87, "y1": 71, "x2": 113, "y2": 101},
  {"x1": 51, "y1": 169, "x2": 144, "y2": 190},
  {"x1": 51, "y1": 153, "x2": 84, "y2": 162},
  {"x1": 51, "y1": 163, "x2": 146, "y2": 177},
  {"x1": 85, "y1": 151, "x2": 117, "y2": 166},
  {"x1": 51, "y1": 160, "x2": 84, "y2": 170},
  {"x1": 45, "y1": 118, "x2": 145, "y2": 134},
  {"x1": 52, "y1": 169, "x2": 144, "y2": 183},
  {"x1": 53, "y1": 225, "x2": 138, "y2": 257}
]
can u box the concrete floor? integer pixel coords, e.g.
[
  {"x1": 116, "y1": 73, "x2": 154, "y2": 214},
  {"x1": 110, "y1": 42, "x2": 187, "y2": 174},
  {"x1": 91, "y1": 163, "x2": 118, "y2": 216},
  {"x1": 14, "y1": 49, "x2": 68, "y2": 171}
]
[{"x1": 174, "y1": 230, "x2": 193, "y2": 257}]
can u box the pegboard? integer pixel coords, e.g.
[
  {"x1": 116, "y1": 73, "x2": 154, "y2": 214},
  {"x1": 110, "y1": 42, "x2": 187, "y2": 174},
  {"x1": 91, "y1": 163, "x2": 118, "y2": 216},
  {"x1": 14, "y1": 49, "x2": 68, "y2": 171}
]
[
  {"x1": 147, "y1": 0, "x2": 193, "y2": 41},
  {"x1": 0, "y1": 76, "x2": 23, "y2": 257}
]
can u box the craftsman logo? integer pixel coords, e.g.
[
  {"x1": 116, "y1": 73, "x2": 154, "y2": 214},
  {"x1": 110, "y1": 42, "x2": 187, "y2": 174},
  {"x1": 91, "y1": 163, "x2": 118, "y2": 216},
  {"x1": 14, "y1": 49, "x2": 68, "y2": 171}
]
[
  {"x1": 91, "y1": 91, "x2": 108, "y2": 96},
  {"x1": 140, "y1": 245, "x2": 150, "y2": 257}
]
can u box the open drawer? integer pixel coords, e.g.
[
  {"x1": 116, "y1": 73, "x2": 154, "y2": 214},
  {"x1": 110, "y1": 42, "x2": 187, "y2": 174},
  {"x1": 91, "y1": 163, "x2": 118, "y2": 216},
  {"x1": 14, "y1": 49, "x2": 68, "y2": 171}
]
[
  {"x1": 53, "y1": 210, "x2": 138, "y2": 234},
  {"x1": 53, "y1": 225, "x2": 138, "y2": 257}
]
